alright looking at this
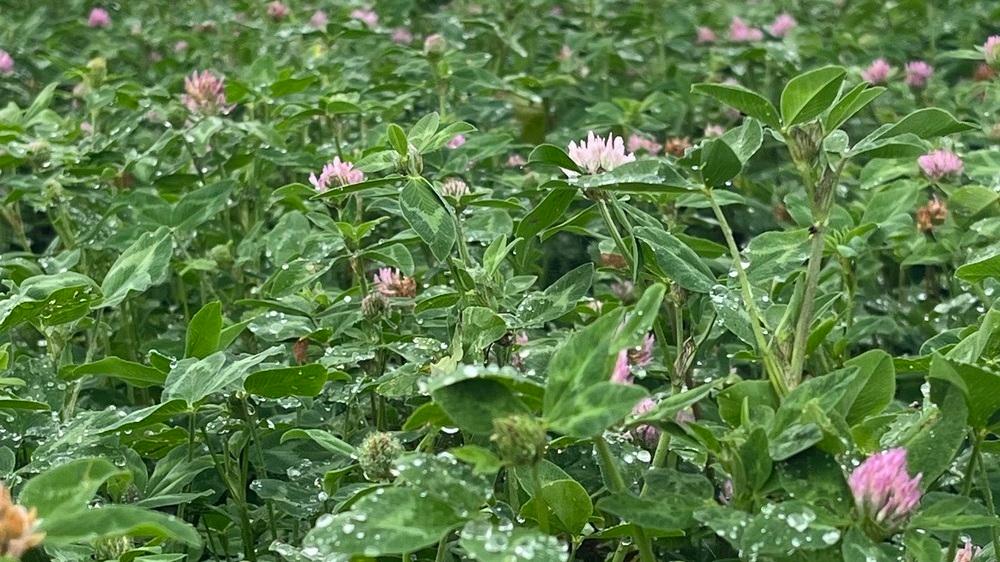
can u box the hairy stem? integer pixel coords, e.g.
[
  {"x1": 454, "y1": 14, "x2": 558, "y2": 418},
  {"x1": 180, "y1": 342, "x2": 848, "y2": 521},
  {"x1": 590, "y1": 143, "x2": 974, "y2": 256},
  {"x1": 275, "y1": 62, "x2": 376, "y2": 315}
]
[
  {"x1": 597, "y1": 198, "x2": 634, "y2": 270},
  {"x1": 705, "y1": 189, "x2": 787, "y2": 397},
  {"x1": 787, "y1": 225, "x2": 825, "y2": 385}
]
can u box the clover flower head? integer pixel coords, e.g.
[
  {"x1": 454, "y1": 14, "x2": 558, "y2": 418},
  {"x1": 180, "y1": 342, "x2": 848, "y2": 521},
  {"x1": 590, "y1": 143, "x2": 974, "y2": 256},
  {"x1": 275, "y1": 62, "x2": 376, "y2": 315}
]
[
  {"x1": 905, "y1": 61, "x2": 933, "y2": 88},
  {"x1": 704, "y1": 124, "x2": 726, "y2": 137},
  {"x1": 696, "y1": 26, "x2": 716, "y2": 44},
  {"x1": 372, "y1": 267, "x2": 416, "y2": 298},
  {"x1": 182, "y1": 70, "x2": 234, "y2": 116},
  {"x1": 310, "y1": 10, "x2": 328, "y2": 28},
  {"x1": 627, "y1": 134, "x2": 662, "y2": 155},
  {"x1": 862, "y1": 58, "x2": 891, "y2": 84},
  {"x1": 631, "y1": 397, "x2": 659, "y2": 447},
  {"x1": 266, "y1": 1, "x2": 289, "y2": 20},
  {"x1": 0, "y1": 51, "x2": 13, "y2": 75},
  {"x1": 955, "y1": 540, "x2": 981, "y2": 562},
  {"x1": 88, "y1": 7, "x2": 111, "y2": 27},
  {"x1": 918, "y1": 149, "x2": 963, "y2": 181},
  {"x1": 309, "y1": 157, "x2": 365, "y2": 191},
  {"x1": 391, "y1": 27, "x2": 413, "y2": 44},
  {"x1": 506, "y1": 154, "x2": 526, "y2": 167},
  {"x1": 350, "y1": 7, "x2": 378, "y2": 28},
  {"x1": 564, "y1": 131, "x2": 636, "y2": 177},
  {"x1": 440, "y1": 177, "x2": 469, "y2": 197},
  {"x1": 848, "y1": 448, "x2": 922, "y2": 531},
  {"x1": 984, "y1": 35, "x2": 1000, "y2": 68},
  {"x1": 769, "y1": 13, "x2": 796, "y2": 37},
  {"x1": 729, "y1": 17, "x2": 763, "y2": 42}
]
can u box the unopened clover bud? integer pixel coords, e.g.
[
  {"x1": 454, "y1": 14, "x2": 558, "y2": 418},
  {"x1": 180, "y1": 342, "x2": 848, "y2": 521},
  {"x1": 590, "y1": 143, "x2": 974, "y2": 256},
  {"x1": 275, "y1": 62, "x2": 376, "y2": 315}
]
[
  {"x1": 423, "y1": 33, "x2": 447, "y2": 56},
  {"x1": 358, "y1": 431, "x2": 403, "y2": 481},
  {"x1": 786, "y1": 121, "x2": 824, "y2": 166},
  {"x1": 208, "y1": 243, "x2": 232, "y2": 265},
  {"x1": 406, "y1": 144, "x2": 423, "y2": 175},
  {"x1": 92, "y1": 535, "x2": 132, "y2": 561},
  {"x1": 87, "y1": 57, "x2": 107, "y2": 85},
  {"x1": 361, "y1": 292, "x2": 389, "y2": 318},
  {"x1": 490, "y1": 414, "x2": 547, "y2": 466}
]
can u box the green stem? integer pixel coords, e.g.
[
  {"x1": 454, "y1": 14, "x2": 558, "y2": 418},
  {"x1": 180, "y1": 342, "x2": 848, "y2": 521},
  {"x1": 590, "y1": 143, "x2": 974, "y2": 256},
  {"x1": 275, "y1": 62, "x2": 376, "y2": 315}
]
[
  {"x1": 787, "y1": 224, "x2": 825, "y2": 386},
  {"x1": 974, "y1": 432, "x2": 1000, "y2": 562},
  {"x1": 453, "y1": 208, "x2": 473, "y2": 264},
  {"x1": 530, "y1": 463, "x2": 550, "y2": 534},
  {"x1": 434, "y1": 534, "x2": 450, "y2": 562},
  {"x1": 594, "y1": 436, "x2": 627, "y2": 493},
  {"x1": 705, "y1": 189, "x2": 787, "y2": 397},
  {"x1": 597, "y1": 199, "x2": 634, "y2": 270},
  {"x1": 594, "y1": 436, "x2": 655, "y2": 562},
  {"x1": 506, "y1": 466, "x2": 521, "y2": 512},
  {"x1": 946, "y1": 431, "x2": 981, "y2": 562},
  {"x1": 244, "y1": 397, "x2": 280, "y2": 541}
]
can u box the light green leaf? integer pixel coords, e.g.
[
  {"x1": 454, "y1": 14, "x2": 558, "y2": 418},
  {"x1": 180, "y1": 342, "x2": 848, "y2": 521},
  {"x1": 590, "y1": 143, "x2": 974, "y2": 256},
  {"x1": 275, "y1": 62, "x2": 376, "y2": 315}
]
[
  {"x1": 185, "y1": 301, "x2": 222, "y2": 359},
  {"x1": 636, "y1": 227, "x2": 715, "y2": 293},
  {"x1": 399, "y1": 179, "x2": 457, "y2": 262},
  {"x1": 700, "y1": 138, "x2": 743, "y2": 187},
  {"x1": 61, "y1": 357, "x2": 166, "y2": 388},
  {"x1": 528, "y1": 144, "x2": 580, "y2": 173},
  {"x1": 516, "y1": 263, "x2": 593, "y2": 327},
  {"x1": 20, "y1": 458, "x2": 127, "y2": 518},
  {"x1": 244, "y1": 364, "x2": 328, "y2": 398},
  {"x1": 877, "y1": 108, "x2": 977, "y2": 140},
  {"x1": 280, "y1": 428, "x2": 356, "y2": 457},
  {"x1": 0, "y1": 272, "x2": 101, "y2": 332},
  {"x1": 302, "y1": 487, "x2": 465, "y2": 556},
  {"x1": 100, "y1": 227, "x2": 174, "y2": 308},
  {"x1": 780, "y1": 66, "x2": 846, "y2": 127},
  {"x1": 825, "y1": 83, "x2": 885, "y2": 132},
  {"x1": 42, "y1": 505, "x2": 201, "y2": 546},
  {"x1": 691, "y1": 83, "x2": 782, "y2": 130}
]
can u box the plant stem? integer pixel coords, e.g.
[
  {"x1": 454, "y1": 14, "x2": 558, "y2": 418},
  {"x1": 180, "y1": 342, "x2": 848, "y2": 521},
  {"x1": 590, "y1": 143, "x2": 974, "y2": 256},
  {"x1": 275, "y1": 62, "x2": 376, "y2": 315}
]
[
  {"x1": 435, "y1": 534, "x2": 450, "y2": 562},
  {"x1": 705, "y1": 189, "x2": 787, "y2": 397},
  {"x1": 244, "y1": 397, "x2": 280, "y2": 540},
  {"x1": 506, "y1": 467, "x2": 521, "y2": 512},
  {"x1": 530, "y1": 463, "x2": 550, "y2": 534},
  {"x1": 946, "y1": 431, "x2": 981, "y2": 562},
  {"x1": 597, "y1": 199, "x2": 634, "y2": 270},
  {"x1": 974, "y1": 432, "x2": 1000, "y2": 562},
  {"x1": 786, "y1": 224, "x2": 825, "y2": 386},
  {"x1": 594, "y1": 436, "x2": 655, "y2": 562}
]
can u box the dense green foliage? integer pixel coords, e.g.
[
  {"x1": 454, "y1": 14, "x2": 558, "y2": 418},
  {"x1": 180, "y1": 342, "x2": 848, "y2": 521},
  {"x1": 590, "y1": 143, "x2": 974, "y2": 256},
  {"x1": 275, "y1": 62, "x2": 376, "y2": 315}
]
[{"x1": 2, "y1": 1, "x2": 1000, "y2": 561}]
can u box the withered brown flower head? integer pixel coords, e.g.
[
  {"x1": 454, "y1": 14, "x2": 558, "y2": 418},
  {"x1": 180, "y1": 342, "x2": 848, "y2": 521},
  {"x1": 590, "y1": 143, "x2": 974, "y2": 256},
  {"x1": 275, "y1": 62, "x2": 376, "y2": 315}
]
[
  {"x1": 600, "y1": 253, "x2": 628, "y2": 270},
  {"x1": 0, "y1": 482, "x2": 44, "y2": 559},
  {"x1": 664, "y1": 137, "x2": 692, "y2": 158},
  {"x1": 916, "y1": 197, "x2": 948, "y2": 232},
  {"x1": 973, "y1": 63, "x2": 997, "y2": 82},
  {"x1": 372, "y1": 267, "x2": 417, "y2": 298}
]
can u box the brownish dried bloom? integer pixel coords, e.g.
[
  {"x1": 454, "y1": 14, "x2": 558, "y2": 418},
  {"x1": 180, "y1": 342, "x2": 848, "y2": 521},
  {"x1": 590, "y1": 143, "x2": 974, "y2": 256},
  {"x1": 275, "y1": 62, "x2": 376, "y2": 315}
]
[
  {"x1": 974, "y1": 63, "x2": 997, "y2": 82},
  {"x1": 372, "y1": 268, "x2": 417, "y2": 298},
  {"x1": 600, "y1": 253, "x2": 628, "y2": 270},
  {"x1": 664, "y1": 137, "x2": 692, "y2": 157},
  {"x1": 916, "y1": 197, "x2": 947, "y2": 232},
  {"x1": 0, "y1": 483, "x2": 44, "y2": 559},
  {"x1": 292, "y1": 338, "x2": 309, "y2": 365},
  {"x1": 773, "y1": 202, "x2": 792, "y2": 223}
]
